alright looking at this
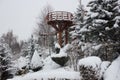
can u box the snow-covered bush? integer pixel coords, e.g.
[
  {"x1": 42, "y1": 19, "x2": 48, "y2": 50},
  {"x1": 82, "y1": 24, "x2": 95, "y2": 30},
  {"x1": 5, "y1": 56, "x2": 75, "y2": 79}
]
[
  {"x1": 78, "y1": 56, "x2": 102, "y2": 80},
  {"x1": 30, "y1": 50, "x2": 43, "y2": 72},
  {"x1": 13, "y1": 56, "x2": 29, "y2": 75}
]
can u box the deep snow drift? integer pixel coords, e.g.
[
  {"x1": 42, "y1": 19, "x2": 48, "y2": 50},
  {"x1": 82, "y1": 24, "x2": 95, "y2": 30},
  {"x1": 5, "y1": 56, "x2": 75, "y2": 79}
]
[{"x1": 104, "y1": 56, "x2": 120, "y2": 80}]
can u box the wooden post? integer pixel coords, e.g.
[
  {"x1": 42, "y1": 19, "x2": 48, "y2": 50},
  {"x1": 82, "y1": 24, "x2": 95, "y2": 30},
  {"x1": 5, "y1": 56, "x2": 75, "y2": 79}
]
[
  {"x1": 65, "y1": 29, "x2": 68, "y2": 44},
  {"x1": 58, "y1": 31, "x2": 62, "y2": 48}
]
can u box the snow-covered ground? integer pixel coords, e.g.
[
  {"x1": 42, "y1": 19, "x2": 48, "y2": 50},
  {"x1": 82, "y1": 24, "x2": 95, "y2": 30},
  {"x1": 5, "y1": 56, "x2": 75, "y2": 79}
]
[
  {"x1": 9, "y1": 45, "x2": 120, "y2": 80},
  {"x1": 104, "y1": 56, "x2": 120, "y2": 80},
  {"x1": 8, "y1": 67, "x2": 80, "y2": 80}
]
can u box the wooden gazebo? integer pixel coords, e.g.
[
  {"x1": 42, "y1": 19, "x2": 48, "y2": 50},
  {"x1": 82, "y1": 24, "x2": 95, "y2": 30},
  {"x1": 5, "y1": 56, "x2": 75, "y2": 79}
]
[{"x1": 46, "y1": 11, "x2": 74, "y2": 47}]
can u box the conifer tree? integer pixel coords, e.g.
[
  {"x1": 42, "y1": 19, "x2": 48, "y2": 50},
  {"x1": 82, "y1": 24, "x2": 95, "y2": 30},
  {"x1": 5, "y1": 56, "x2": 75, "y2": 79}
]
[
  {"x1": 82, "y1": 0, "x2": 120, "y2": 60},
  {"x1": 84, "y1": 0, "x2": 120, "y2": 43},
  {"x1": 0, "y1": 38, "x2": 13, "y2": 80}
]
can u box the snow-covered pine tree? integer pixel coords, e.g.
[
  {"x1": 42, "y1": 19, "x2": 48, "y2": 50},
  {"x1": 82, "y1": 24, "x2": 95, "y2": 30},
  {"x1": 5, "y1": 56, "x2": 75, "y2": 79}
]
[
  {"x1": 20, "y1": 41, "x2": 29, "y2": 57},
  {"x1": 83, "y1": 0, "x2": 120, "y2": 60},
  {"x1": 74, "y1": 0, "x2": 88, "y2": 41},
  {"x1": 30, "y1": 50, "x2": 43, "y2": 72},
  {"x1": 68, "y1": 0, "x2": 88, "y2": 70},
  {"x1": 0, "y1": 38, "x2": 13, "y2": 80},
  {"x1": 84, "y1": 0, "x2": 120, "y2": 43},
  {"x1": 75, "y1": 0, "x2": 86, "y2": 25},
  {"x1": 19, "y1": 35, "x2": 36, "y2": 72}
]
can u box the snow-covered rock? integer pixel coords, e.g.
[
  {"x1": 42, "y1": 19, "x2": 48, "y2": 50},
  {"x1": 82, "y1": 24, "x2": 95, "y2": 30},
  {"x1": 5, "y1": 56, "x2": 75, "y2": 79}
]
[
  {"x1": 104, "y1": 56, "x2": 120, "y2": 80},
  {"x1": 51, "y1": 48, "x2": 69, "y2": 66},
  {"x1": 48, "y1": 44, "x2": 72, "y2": 66}
]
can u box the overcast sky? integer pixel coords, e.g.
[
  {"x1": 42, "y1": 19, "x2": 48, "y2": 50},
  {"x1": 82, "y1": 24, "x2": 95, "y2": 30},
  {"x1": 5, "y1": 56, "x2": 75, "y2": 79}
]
[{"x1": 0, "y1": 0, "x2": 90, "y2": 40}]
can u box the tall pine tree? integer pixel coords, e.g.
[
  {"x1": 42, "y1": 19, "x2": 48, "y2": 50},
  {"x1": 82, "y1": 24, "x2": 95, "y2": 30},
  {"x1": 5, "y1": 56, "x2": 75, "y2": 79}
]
[
  {"x1": 82, "y1": 0, "x2": 120, "y2": 60},
  {"x1": 0, "y1": 38, "x2": 13, "y2": 80},
  {"x1": 84, "y1": 0, "x2": 120, "y2": 43}
]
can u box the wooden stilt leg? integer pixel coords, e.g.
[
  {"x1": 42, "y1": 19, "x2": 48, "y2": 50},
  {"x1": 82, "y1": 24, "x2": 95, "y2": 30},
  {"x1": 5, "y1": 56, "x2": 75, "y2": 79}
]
[
  {"x1": 65, "y1": 29, "x2": 68, "y2": 44},
  {"x1": 58, "y1": 31, "x2": 62, "y2": 48}
]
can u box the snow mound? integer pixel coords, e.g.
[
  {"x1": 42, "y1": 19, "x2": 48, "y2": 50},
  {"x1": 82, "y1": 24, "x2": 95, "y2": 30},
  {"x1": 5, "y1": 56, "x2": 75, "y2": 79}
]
[
  {"x1": 55, "y1": 43, "x2": 61, "y2": 49},
  {"x1": 78, "y1": 56, "x2": 102, "y2": 69},
  {"x1": 104, "y1": 56, "x2": 120, "y2": 80},
  {"x1": 43, "y1": 56, "x2": 60, "y2": 69},
  {"x1": 51, "y1": 46, "x2": 68, "y2": 57},
  {"x1": 62, "y1": 44, "x2": 72, "y2": 52},
  {"x1": 8, "y1": 67, "x2": 80, "y2": 80},
  {"x1": 100, "y1": 61, "x2": 111, "y2": 78}
]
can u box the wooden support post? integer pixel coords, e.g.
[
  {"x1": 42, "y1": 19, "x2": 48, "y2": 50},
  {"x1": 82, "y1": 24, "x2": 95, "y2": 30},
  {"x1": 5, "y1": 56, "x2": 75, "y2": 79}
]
[
  {"x1": 65, "y1": 29, "x2": 68, "y2": 44},
  {"x1": 58, "y1": 31, "x2": 62, "y2": 48}
]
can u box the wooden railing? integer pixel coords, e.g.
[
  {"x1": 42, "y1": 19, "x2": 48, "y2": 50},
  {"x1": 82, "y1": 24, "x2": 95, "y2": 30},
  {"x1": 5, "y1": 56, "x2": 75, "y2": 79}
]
[{"x1": 46, "y1": 11, "x2": 74, "y2": 21}]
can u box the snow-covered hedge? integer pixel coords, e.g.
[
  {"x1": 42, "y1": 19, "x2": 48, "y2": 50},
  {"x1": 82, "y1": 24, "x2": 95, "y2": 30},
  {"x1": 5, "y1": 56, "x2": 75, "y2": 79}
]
[{"x1": 78, "y1": 56, "x2": 102, "y2": 80}]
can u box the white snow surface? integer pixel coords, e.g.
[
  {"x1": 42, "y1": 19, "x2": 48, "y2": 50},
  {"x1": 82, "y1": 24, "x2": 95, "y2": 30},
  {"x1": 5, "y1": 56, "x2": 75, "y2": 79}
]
[
  {"x1": 90, "y1": 12, "x2": 98, "y2": 18},
  {"x1": 8, "y1": 67, "x2": 80, "y2": 80},
  {"x1": 43, "y1": 56, "x2": 61, "y2": 70},
  {"x1": 78, "y1": 56, "x2": 102, "y2": 69},
  {"x1": 79, "y1": 27, "x2": 90, "y2": 33},
  {"x1": 55, "y1": 43, "x2": 61, "y2": 49},
  {"x1": 105, "y1": 27, "x2": 111, "y2": 31},
  {"x1": 92, "y1": 44, "x2": 102, "y2": 50},
  {"x1": 62, "y1": 44, "x2": 72, "y2": 52},
  {"x1": 30, "y1": 50, "x2": 43, "y2": 69},
  {"x1": 94, "y1": 19, "x2": 108, "y2": 24},
  {"x1": 51, "y1": 51, "x2": 67, "y2": 58},
  {"x1": 51, "y1": 45, "x2": 69, "y2": 58},
  {"x1": 104, "y1": 56, "x2": 120, "y2": 80},
  {"x1": 100, "y1": 61, "x2": 111, "y2": 78}
]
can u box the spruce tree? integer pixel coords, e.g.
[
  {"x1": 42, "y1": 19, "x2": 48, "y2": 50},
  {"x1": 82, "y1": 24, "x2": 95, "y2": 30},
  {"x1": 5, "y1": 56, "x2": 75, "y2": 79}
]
[
  {"x1": 74, "y1": 0, "x2": 88, "y2": 41},
  {"x1": 84, "y1": 0, "x2": 120, "y2": 43},
  {"x1": 83, "y1": 0, "x2": 120, "y2": 60},
  {"x1": 0, "y1": 38, "x2": 13, "y2": 80}
]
